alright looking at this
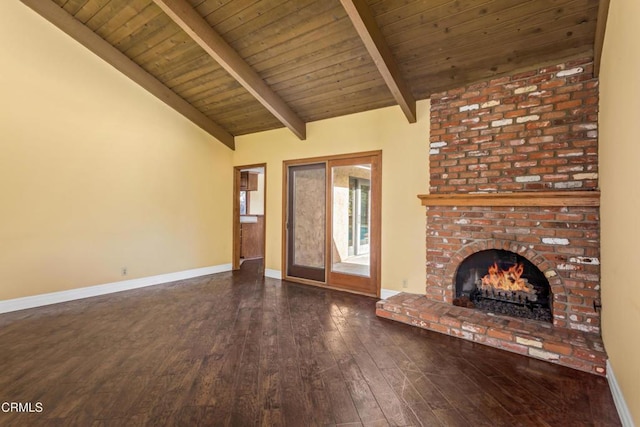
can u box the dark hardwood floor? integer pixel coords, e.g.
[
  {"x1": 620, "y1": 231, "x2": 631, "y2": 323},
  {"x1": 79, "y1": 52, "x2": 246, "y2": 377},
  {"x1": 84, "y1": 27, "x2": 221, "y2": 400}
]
[{"x1": 0, "y1": 260, "x2": 620, "y2": 426}]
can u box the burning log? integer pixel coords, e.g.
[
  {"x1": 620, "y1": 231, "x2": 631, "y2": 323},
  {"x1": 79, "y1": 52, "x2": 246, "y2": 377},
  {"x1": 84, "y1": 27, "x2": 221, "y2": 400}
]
[{"x1": 477, "y1": 262, "x2": 538, "y2": 302}]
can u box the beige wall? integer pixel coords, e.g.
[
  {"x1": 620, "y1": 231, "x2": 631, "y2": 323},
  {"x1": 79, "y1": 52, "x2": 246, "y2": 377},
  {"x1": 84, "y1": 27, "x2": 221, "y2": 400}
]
[
  {"x1": 233, "y1": 100, "x2": 430, "y2": 294},
  {"x1": 0, "y1": 1, "x2": 232, "y2": 300},
  {"x1": 0, "y1": 1, "x2": 428, "y2": 300},
  {"x1": 599, "y1": 0, "x2": 640, "y2": 422}
]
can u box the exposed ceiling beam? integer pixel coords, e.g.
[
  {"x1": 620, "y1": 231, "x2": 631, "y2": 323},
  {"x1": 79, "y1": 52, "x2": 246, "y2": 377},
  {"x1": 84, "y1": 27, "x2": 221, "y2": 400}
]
[
  {"x1": 340, "y1": 0, "x2": 416, "y2": 123},
  {"x1": 593, "y1": 0, "x2": 611, "y2": 77},
  {"x1": 19, "y1": 0, "x2": 235, "y2": 150},
  {"x1": 153, "y1": 0, "x2": 307, "y2": 140}
]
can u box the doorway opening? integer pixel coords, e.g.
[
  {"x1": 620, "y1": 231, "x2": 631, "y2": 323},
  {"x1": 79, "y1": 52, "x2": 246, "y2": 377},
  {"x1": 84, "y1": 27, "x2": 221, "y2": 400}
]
[
  {"x1": 233, "y1": 164, "x2": 266, "y2": 271},
  {"x1": 282, "y1": 151, "x2": 381, "y2": 297}
]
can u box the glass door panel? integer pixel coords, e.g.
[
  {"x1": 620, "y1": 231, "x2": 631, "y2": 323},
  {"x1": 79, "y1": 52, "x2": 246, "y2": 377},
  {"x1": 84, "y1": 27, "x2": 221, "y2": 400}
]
[
  {"x1": 328, "y1": 154, "x2": 379, "y2": 297},
  {"x1": 331, "y1": 165, "x2": 371, "y2": 278},
  {"x1": 286, "y1": 163, "x2": 326, "y2": 282}
]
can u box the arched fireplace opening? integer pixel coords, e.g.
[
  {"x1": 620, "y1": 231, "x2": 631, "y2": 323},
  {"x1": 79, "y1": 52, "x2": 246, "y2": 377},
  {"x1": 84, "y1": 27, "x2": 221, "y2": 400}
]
[{"x1": 453, "y1": 249, "x2": 552, "y2": 322}]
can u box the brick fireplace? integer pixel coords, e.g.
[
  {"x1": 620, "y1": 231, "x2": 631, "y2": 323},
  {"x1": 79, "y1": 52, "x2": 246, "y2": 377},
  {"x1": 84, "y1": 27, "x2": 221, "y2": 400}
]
[{"x1": 377, "y1": 58, "x2": 607, "y2": 375}]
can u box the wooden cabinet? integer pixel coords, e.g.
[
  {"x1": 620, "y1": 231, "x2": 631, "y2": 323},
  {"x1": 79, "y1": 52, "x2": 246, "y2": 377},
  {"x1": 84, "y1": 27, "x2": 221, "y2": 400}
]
[
  {"x1": 240, "y1": 216, "x2": 264, "y2": 259},
  {"x1": 240, "y1": 172, "x2": 258, "y2": 191}
]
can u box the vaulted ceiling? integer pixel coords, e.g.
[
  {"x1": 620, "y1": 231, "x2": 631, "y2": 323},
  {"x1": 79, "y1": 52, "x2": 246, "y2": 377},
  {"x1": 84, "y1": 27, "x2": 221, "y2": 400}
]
[{"x1": 22, "y1": 0, "x2": 606, "y2": 149}]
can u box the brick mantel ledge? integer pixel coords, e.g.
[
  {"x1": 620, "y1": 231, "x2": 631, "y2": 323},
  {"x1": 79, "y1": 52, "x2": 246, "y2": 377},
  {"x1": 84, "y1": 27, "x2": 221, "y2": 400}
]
[{"x1": 418, "y1": 190, "x2": 600, "y2": 207}]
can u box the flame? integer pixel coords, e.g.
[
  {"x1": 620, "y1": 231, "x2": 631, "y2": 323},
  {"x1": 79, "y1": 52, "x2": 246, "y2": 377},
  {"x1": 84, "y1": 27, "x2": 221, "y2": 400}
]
[{"x1": 481, "y1": 262, "x2": 534, "y2": 293}]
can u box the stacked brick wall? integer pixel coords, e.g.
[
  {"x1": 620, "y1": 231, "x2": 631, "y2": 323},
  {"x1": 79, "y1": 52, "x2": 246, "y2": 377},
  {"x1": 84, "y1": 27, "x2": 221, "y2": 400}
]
[
  {"x1": 429, "y1": 58, "x2": 598, "y2": 193},
  {"x1": 376, "y1": 59, "x2": 607, "y2": 375},
  {"x1": 378, "y1": 58, "x2": 605, "y2": 374},
  {"x1": 425, "y1": 57, "x2": 601, "y2": 334}
]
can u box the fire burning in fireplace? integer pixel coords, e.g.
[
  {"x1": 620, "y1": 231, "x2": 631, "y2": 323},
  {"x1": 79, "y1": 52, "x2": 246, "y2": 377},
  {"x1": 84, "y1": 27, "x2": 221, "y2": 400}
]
[
  {"x1": 478, "y1": 262, "x2": 537, "y2": 302},
  {"x1": 454, "y1": 250, "x2": 551, "y2": 322},
  {"x1": 480, "y1": 263, "x2": 535, "y2": 294}
]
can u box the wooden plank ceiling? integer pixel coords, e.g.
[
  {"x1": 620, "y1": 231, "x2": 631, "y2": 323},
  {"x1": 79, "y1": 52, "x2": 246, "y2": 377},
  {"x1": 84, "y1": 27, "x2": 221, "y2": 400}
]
[{"x1": 25, "y1": 0, "x2": 601, "y2": 149}]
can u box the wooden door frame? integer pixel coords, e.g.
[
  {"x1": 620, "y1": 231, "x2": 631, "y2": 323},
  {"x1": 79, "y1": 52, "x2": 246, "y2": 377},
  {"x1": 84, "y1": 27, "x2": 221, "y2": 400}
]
[
  {"x1": 281, "y1": 150, "x2": 382, "y2": 297},
  {"x1": 326, "y1": 154, "x2": 381, "y2": 297},
  {"x1": 233, "y1": 163, "x2": 267, "y2": 271}
]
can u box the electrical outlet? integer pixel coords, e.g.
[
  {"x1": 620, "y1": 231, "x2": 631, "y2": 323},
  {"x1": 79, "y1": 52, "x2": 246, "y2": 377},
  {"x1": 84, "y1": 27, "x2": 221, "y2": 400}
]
[
  {"x1": 121, "y1": 267, "x2": 127, "y2": 276},
  {"x1": 402, "y1": 279, "x2": 408, "y2": 288}
]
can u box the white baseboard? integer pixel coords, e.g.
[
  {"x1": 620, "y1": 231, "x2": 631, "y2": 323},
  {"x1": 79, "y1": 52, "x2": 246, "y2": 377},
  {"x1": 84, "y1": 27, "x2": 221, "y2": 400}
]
[
  {"x1": 381, "y1": 289, "x2": 401, "y2": 299},
  {"x1": 0, "y1": 263, "x2": 232, "y2": 314},
  {"x1": 264, "y1": 269, "x2": 282, "y2": 279},
  {"x1": 607, "y1": 360, "x2": 636, "y2": 427}
]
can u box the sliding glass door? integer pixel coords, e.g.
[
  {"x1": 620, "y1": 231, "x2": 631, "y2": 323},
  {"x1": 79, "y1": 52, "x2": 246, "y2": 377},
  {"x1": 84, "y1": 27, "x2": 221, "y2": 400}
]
[
  {"x1": 284, "y1": 152, "x2": 380, "y2": 296},
  {"x1": 286, "y1": 163, "x2": 326, "y2": 282}
]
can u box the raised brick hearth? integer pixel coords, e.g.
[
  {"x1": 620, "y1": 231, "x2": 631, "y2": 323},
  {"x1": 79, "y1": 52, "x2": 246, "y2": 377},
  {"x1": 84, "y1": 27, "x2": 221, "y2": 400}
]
[
  {"x1": 377, "y1": 57, "x2": 608, "y2": 375},
  {"x1": 376, "y1": 293, "x2": 607, "y2": 375}
]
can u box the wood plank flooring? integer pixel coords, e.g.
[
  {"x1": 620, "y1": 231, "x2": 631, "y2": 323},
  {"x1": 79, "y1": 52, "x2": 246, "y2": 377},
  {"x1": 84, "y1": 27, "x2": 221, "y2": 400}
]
[{"x1": 0, "y1": 260, "x2": 621, "y2": 426}]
